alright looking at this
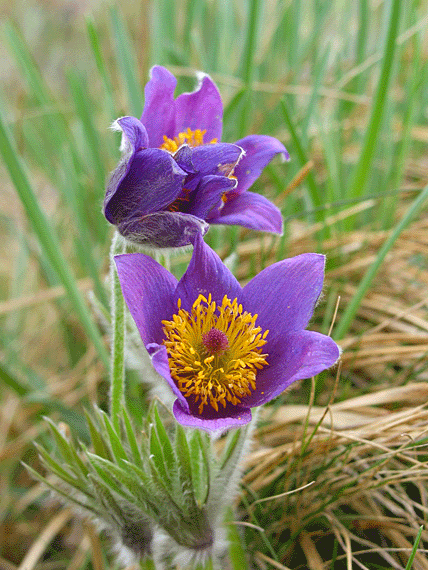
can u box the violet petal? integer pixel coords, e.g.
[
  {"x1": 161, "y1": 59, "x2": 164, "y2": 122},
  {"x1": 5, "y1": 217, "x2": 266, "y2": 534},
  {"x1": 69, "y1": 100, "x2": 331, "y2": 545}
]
[
  {"x1": 191, "y1": 143, "x2": 243, "y2": 176},
  {"x1": 118, "y1": 211, "x2": 209, "y2": 249},
  {"x1": 104, "y1": 148, "x2": 187, "y2": 224},
  {"x1": 176, "y1": 232, "x2": 242, "y2": 309},
  {"x1": 233, "y1": 134, "x2": 289, "y2": 194},
  {"x1": 141, "y1": 66, "x2": 177, "y2": 147},
  {"x1": 241, "y1": 330, "x2": 340, "y2": 407},
  {"x1": 115, "y1": 116, "x2": 149, "y2": 150},
  {"x1": 174, "y1": 75, "x2": 223, "y2": 143},
  {"x1": 211, "y1": 191, "x2": 283, "y2": 234},
  {"x1": 173, "y1": 144, "x2": 196, "y2": 174},
  {"x1": 172, "y1": 400, "x2": 252, "y2": 432},
  {"x1": 146, "y1": 343, "x2": 190, "y2": 411},
  {"x1": 189, "y1": 175, "x2": 236, "y2": 219},
  {"x1": 242, "y1": 253, "x2": 325, "y2": 343},
  {"x1": 114, "y1": 253, "x2": 177, "y2": 345}
]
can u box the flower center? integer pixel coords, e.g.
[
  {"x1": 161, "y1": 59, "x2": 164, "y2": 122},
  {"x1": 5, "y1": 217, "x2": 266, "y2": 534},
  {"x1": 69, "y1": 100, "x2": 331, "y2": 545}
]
[
  {"x1": 162, "y1": 294, "x2": 269, "y2": 414},
  {"x1": 160, "y1": 127, "x2": 217, "y2": 153},
  {"x1": 202, "y1": 327, "x2": 229, "y2": 355}
]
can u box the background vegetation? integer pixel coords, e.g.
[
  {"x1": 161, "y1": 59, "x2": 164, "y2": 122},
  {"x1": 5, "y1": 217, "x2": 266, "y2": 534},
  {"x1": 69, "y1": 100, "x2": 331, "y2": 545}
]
[{"x1": 1, "y1": 0, "x2": 428, "y2": 568}]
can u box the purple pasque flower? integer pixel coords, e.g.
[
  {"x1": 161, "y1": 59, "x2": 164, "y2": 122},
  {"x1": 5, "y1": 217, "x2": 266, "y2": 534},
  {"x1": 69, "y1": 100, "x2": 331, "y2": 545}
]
[
  {"x1": 104, "y1": 66, "x2": 288, "y2": 249},
  {"x1": 115, "y1": 233, "x2": 340, "y2": 432}
]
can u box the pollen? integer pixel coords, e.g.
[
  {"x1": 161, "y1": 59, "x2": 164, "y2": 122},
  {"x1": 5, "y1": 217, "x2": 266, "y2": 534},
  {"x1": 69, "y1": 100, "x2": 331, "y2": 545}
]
[
  {"x1": 162, "y1": 294, "x2": 269, "y2": 414},
  {"x1": 160, "y1": 127, "x2": 217, "y2": 153}
]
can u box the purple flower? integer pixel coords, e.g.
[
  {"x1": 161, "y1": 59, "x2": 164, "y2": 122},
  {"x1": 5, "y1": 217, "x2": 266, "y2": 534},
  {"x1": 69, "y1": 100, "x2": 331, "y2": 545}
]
[
  {"x1": 115, "y1": 233, "x2": 340, "y2": 432},
  {"x1": 104, "y1": 66, "x2": 289, "y2": 249}
]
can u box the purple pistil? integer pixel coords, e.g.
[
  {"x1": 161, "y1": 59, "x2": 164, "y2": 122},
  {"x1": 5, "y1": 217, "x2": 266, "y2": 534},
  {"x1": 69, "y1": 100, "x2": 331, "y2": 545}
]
[{"x1": 202, "y1": 328, "x2": 229, "y2": 355}]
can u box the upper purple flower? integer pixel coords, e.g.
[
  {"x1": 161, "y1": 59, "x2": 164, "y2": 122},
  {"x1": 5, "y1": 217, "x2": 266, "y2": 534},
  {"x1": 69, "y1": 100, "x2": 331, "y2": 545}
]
[
  {"x1": 104, "y1": 66, "x2": 289, "y2": 249},
  {"x1": 115, "y1": 233, "x2": 340, "y2": 432}
]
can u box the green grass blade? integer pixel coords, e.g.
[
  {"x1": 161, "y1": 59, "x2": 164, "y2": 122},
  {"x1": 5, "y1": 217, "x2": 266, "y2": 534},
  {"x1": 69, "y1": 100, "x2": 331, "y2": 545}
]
[
  {"x1": 4, "y1": 21, "x2": 52, "y2": 108},
  {"x1": 0, "y1": 361, "x2": 30, "y2": 396},
  {"x1": 86, "y1": 17, "x2": 117, "y2": 122},
  {"x1": 240, "y1": 0, "x2": 261, "y2": 85},
  {"x1": 0, "y1": 104, "x2": 109, "y2": 369},
  {"x1": 183, "y1": 0, "x2": 199, "y2": 53},
  {"x1": 334, "y1": 184, "x2": 428, "y2": 340},
  {"x1": 404, "y1": 525, "x2": 423, "y2": 570},
  {"x1": 225, "y1": 508, "x2": 250, "y2": 570},
  {"x1": 288, "y1": 0, "x2": 302, "y2": 69},
  {"x1": 347, "y1": 0, "x2": 402, "y2": 199},
  {"x1": 356, "y1": 0, "x2": 369, "y2": 93},
  {"x1": 382, "y1": 35, "x2": 422, "y2": 226},
  {"x1": 301, "y1": 46, "x2": 330, "y2": 149},
  {"x1": 237, "y1": 0, "x2": 262, "y2": 138},
  {"x1": 59, "y1": 150, "x2": 108, "y2": 307},
  {"x1": 66, "y1": 70, "x2": 107, "y2": 197},
  {"x1": 4, "y1": 22, "x2": 78, "y2": 165},
  {"x1": 315, "y1": 110, "x2": 341, "y2": 202},
  {"x1": 280, "y1": 98, "x2": 322, "y2": 212},
  {"x1": 110, "y1": 7, "x2": 142, "y2": 117}
]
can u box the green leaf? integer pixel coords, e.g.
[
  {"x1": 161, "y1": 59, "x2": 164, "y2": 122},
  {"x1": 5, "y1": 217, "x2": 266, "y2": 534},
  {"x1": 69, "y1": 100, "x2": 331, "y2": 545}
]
[
  {"x1": 24, "y1": 463, "x2": 101, "y2": 516},
  {"x1": 44, "y1": 418, "x2": 89, "y2": 478},
  {"x1": 89, "y1": 456, "x2": 162, "y2": 520},
  {"x1": 149, "y1": 420, "x2": 171, "y2": 486},
  {"x1": 34, "y1": 443, "x2": 88, "y2": 492},
  {"x1": 219, "y1": 428, "x2": 242, "y2": 471},
  {"x1": 84, "y1": 409, "x2": 112, "y2": 460},
  {"x1": 189, "y1": 430, "x2": 210, "y2": 507},
  {"x1": 152, "y1": 403, "x2": 176, "y2": 475},
  {"x1": 102, "y1": 411, "x2": 129, "y2": 464},
  {"x1": 88, "y1": 474, "x2": 124, "y2": 522},
  {"x1": 122, "y1": 406, "x2": 144, "y2": 468},
  {"x1": 175, "y1": 425, "x2": 199, "y2": 512},
  {"x1": 240, "y1": 0, "x2": 261, "y2": 84},
  {"x1": 86, "y1": 453, "x2": 138, "y2": 500},
  {"x1": 122, "y1": 460, "x2": 163, "y2": 501}
]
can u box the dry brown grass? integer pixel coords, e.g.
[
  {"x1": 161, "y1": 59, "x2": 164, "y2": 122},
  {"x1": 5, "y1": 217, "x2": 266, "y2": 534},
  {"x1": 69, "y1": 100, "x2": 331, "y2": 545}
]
[{"x1": 245, "y1": 379, "x2": 428, "y2": 569}]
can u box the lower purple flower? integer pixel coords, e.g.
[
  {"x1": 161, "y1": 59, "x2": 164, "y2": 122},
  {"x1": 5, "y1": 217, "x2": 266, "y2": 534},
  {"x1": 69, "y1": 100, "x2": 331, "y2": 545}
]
[{"x1": 115, "y1": 234, "x2": 340, "y2": 432}]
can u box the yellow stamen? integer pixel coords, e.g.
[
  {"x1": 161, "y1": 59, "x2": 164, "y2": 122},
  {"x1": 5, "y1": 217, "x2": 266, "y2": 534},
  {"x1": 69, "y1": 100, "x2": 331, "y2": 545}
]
[
  {"x1": 160, "y1": 127, "x2": 217, "y2": 153},
  {"x1": 166, "y1": 187, "x2": 191, "y2": 212},
  {"x1": 162, "y1": 294, "x2": 269, "y2": 414}
]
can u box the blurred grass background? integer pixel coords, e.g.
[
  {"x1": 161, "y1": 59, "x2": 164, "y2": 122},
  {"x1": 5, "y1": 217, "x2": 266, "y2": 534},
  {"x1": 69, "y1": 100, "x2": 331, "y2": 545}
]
[{"x1": 1, "y1": 0, "x2": 428, "y2": 568}]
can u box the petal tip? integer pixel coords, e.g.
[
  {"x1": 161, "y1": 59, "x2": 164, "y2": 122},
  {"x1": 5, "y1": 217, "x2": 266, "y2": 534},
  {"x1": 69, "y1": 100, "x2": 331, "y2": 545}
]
[{"x1": 172, "y1": 400, "x2": 252, "y2": 433}]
